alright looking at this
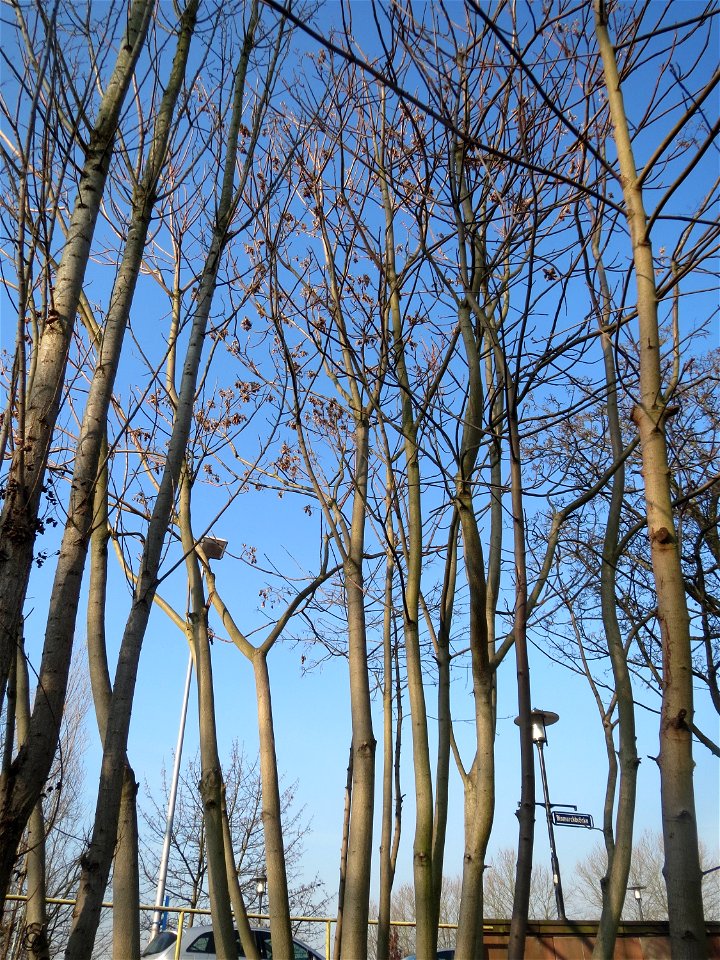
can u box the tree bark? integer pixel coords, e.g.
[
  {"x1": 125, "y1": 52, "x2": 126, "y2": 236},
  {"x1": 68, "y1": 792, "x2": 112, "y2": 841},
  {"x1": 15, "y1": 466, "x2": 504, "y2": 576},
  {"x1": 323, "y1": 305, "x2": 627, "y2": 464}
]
[
  {"x1": 15, "y1": 646, "x2": 49, "y2": 960},
  {"x1": 591, "y1": 218, "x2": 639, "y2": 960},
  {"x1": 63, "y1": 36, "x2": 253, "y2": 954},
  {"x1": 594, "y1": 5, "x2": 707, "y2": 955},
  {"x1": 179, "y1": 479, "x2": 236, "y2": 960},
  {"x1": 333, "y1": 747, "x2": 352, "y2": 960},
  {"x1": 0, "y1": 0, "x2": 154, "y2": 903},
  {"x1": 0, "y1": 0, "x2": 152, "y2": 706},
  {"x1": 507, "y1": 385, "x2": 534, "y2": 959},
  {"x1": 86, "y1": 450, "x2": 141, "y2": 960},
  {"x1": 252, "y1": 653, "x2": 293, "y2": 960},
  {"x1": 338, "y1": 416, "x2": 376, "y2": 960}
]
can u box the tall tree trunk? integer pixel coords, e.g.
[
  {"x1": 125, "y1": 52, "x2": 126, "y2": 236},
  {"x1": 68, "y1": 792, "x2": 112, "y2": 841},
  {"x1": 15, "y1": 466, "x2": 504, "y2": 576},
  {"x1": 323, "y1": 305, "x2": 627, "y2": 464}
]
[
  {"x1": 455, "y1": 366, "x2": 496, "y2": 959},
  {"x1": 333, "y1": 747, "x2": 352, "y2": 960},
  {"x1": 179, "y1": 479, "x2": 236, "y2": 960},
  {"x1": 339, "y1": 417, "x2": 376, "y2": 960},
  {"x1": 594, "y1": 5, "x2": 707, "y2": 955},
  {"x1": 0, "y1": 0, "x2": 154, "y2": 903},
  {"x1": 64, "y1": 40, "x2": 253, "y2": 955},
  {"x1": 221, "y1": 796, "x2": 260, "y2": 960},
  {"x1": 113, "y1": 768, "x2": 141, "y2": 960},
  {"x1": 377, "y1": 503, "x2": 402, "y2": 960},
  {"x1": 15, "y1": 646, "x2": 48, "y2": 960},
  {"x1": 86, "y1": 448, "x2": 141, "y2": 960},
  {"x1": 591, "y1": 219, "x2": 639, "y2": 960},
  {"x1": 507, "y1": 387, "x2": 534, "y2": 959},
  {"x1": 377, "y1": 139, "x2": 435, "y2": 960},
  {"x1": 252, "y1": 653, "x2": 293, "y2": 960}
]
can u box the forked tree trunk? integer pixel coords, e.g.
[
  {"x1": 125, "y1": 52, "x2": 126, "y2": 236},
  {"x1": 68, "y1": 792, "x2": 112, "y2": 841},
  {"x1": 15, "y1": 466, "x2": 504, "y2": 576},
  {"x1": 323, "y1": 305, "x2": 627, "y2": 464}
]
[{"x1": 594, "y1": 5, "x2": 707, "y2": 955}]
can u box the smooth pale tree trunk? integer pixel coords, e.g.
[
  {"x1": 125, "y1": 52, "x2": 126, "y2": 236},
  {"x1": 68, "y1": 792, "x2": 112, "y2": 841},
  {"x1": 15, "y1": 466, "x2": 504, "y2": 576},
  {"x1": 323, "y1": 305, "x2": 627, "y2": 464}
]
[
  {"x1": 333, "y1": 747, "x2": 352, "y2": 960},
  {"x1": 64, "y1": 44, "x2": 252, "y2": 958},
  {"x1": 451, "y1": 264, "x2": 497, "y2": 956},
  {"x1": 252, "y1": 654, "x2": 293, "y2": 960},
  {"x1": 86, "y1": 457, "x2": 141, "y2": 960},
  {"x1": 594, "y1": 5, "x2": 707, "y2": 955},
  {"x1": 452, "y1": 168, "x2": 502, "y2": 954},
  {"x1": 201, "y1": 528, "x2": 336, "y2": 958},
  {"x1": 306, "y1": 200, "x2": 379, "y2": 960},
  {"x1": 338, "y1": 417, "x2": 376, "y2": 960},
  {"x1": 113, "y1": 770, "x2": 141, "y2": 960},
  {"x1": 591, "y1": 225, "x2": 639, "y2": 960},
  {"x1": 376, "y1": 560, "x2": 393, "y2": 960},
  {"x1": 0, "y1": 0, "x2": 154, "y2": 903},
  {"x1": 221, "y1": 797, "x2": 260, "y2": 960},
  {"x1": 15, "y1": 647, "x2": 49, "y2": 960}
]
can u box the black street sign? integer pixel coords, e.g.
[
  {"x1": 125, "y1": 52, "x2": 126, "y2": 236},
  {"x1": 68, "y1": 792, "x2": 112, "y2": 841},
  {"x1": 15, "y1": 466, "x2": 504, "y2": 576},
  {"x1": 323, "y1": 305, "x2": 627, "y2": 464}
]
[{"x1": 553, "y1": 810, "x2": 593, "y2": 829}]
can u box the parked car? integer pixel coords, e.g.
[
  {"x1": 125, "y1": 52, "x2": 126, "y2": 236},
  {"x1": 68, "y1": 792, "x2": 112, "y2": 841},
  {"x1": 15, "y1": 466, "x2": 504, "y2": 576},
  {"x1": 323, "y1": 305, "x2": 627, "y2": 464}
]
[
  {"x1": 402, "y1": 951, "x2": 455, "y2": 960},
  {"x1": 142, "y1": 924, "x2": 323, "y2": 959}
]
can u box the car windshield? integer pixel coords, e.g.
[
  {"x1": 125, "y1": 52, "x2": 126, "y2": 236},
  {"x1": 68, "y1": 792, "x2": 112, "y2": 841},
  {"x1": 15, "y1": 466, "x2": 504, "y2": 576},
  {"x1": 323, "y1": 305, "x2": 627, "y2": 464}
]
[{"x1": 142, "y1": 931, "x2": 177, "y2": 956}]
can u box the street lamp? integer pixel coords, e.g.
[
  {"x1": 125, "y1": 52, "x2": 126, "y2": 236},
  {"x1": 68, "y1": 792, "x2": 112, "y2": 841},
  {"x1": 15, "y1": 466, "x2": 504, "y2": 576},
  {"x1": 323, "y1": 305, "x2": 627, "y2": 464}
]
[
  {"x1": 149, "y1": 535, "x2": 227, "y2": 940},
  {"x1": 254, "y1": 872, "x2": 267, "y2": 923},
  {"x1": 516, "y1": 707, "x2": 567, "y2": 921},
  {"x1": 627, "y1": 884, "x2": 646, "y2": 921}
]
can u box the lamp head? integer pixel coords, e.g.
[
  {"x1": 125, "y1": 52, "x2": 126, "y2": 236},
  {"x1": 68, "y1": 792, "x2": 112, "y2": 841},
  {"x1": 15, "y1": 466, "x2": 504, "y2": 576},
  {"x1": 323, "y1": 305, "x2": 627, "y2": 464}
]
[
  {"x1": 515, "y1": 708, "x2": 560, "y2": 744},
  {"x1": 199, "y1": 536, "x2": 228, "y2": 561}
]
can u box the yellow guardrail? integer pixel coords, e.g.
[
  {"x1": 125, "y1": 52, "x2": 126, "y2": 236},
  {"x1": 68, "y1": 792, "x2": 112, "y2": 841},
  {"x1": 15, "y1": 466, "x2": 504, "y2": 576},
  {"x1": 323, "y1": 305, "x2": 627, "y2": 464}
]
[{"x1": 4, "y1": 894, "x2": 461, "y2": 959}]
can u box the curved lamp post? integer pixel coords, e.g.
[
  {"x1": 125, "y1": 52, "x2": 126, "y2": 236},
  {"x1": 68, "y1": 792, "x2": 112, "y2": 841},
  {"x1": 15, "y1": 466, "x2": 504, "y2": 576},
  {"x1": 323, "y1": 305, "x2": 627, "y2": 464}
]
[{"x1": 516, "y1": 707, "x2": 566, "y2": 921}]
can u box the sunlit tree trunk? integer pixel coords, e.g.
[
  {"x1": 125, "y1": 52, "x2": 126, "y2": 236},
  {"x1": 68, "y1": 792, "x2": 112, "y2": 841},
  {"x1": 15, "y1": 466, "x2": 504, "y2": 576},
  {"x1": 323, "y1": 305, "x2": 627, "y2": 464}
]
[
  {"x1": 377, "y1": 125, "x2": 436, "y2": 960},
  {"x1": 178, "y1": 479, "x2": 236, "y2": 960},
  {"x1": 376, "y1": 524, "x2": 396, "y2": 960},
  {"x1": 590, "y1": 220, "x2": 639, "y2": 960},
  {"x1": 507, "y1": 381, "x2": 534, "y2": 958},
  {"x1": 338, "y1": 417, "x2": 376, "y2": 959},
  {"x1": 15, "y1": 646, "x2": 48, "y2": 960},
  {"x1": 0, "y1": 0, "x2": 154, "y2": 902},
  {"x1": 594, "y1": 5, "x2": 707, "y2": 955},
  {"x1": 377, "y1": 605, "x2": 403, "y2": 960},
  {"x1": 86, "y1": 450, "x2": 141, "y2": 960},
  {"x1": 64, "y1": 36, "x2": 253, "y2": 957},
  {"x1": 221, "y1": 794, "x2": 260, "y2": 960},
  {"x1": 252, "y1": 653, "x2": 293, "y2": 960}
]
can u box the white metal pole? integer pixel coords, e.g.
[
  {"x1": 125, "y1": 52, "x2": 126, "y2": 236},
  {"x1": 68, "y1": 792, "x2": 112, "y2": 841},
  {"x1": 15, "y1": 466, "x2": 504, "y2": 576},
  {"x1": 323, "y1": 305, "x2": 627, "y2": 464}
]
[{"x1": 150, "y1": 651, "x2": 194, "y2": 939}]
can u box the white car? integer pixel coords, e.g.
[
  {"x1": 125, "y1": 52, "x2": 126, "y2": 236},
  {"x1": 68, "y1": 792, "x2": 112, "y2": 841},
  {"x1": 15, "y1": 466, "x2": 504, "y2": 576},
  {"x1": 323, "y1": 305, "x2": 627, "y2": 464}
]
[{"x1": 142, "y1": 924, "x2": 323, "y2": 959}]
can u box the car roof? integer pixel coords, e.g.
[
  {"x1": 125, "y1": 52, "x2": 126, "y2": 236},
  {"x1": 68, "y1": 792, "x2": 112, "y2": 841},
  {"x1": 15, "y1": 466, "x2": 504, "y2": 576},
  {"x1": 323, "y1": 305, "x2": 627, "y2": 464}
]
[{"x1": 176, "y1": 923, "x2": 322, "y2": 955}]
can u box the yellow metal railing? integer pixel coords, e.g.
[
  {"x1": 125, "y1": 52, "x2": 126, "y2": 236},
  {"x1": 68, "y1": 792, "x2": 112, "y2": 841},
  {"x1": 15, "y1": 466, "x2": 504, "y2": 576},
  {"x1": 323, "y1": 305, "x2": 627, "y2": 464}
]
[{"x1": 4, "y1": 895, "x2": 462, "y2": 959}]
